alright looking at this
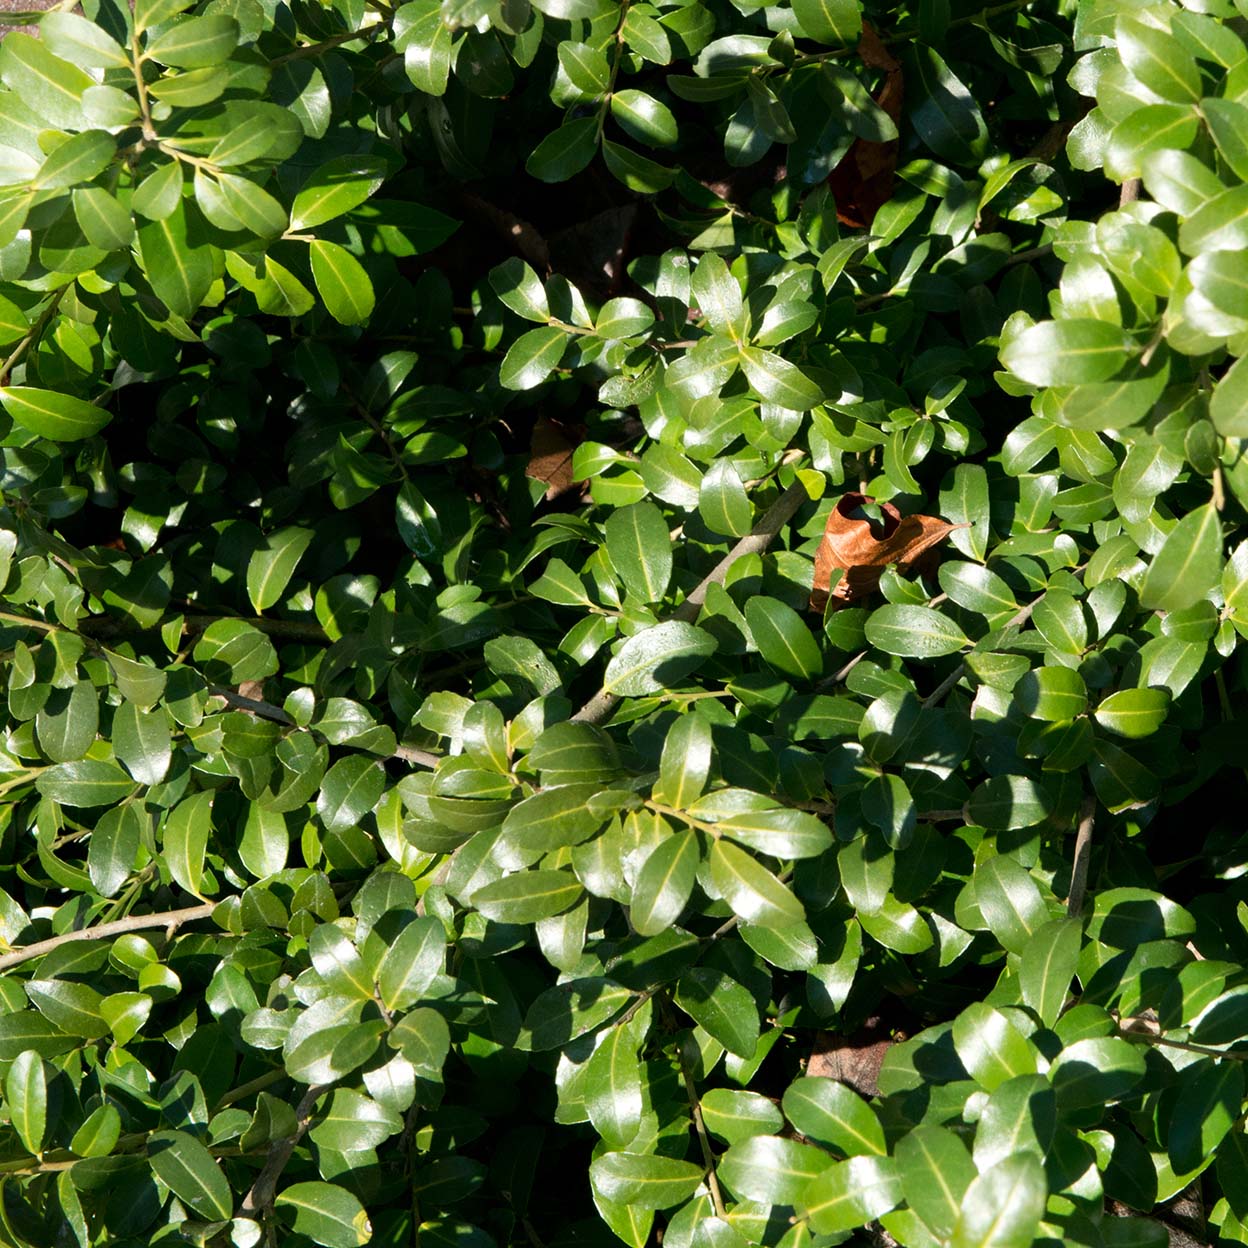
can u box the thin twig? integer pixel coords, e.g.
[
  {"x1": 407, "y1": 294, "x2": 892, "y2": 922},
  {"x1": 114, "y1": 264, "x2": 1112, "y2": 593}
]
[
  {"x1": 0, "y1": 904, "x2": 215, "y2": 972},
  {"x1": 923, "y1": 588, "x2": 1049, "y2": 709},
  {"x1": 0, "y1": 285, "x2": 71, "y2": 386},
  {"x1": 210, "y1": 686, "x2": 440, "y2": 768},
  {"x1": 678, "y1": 1046, "x2": 727, "y2": 1219},
  {"x1": 216, "y1": 1067, "x2": 289, "y2": 1110},
  {"x1": 1066, "y1": 794, "x2": 1096, "y2": 917},
  {"x1": 571, "y1": 478, "x2": 811, "y2": 725},
  {"x1": 240, "y1": 1083, "x2": 331, "y2": 1217},
  {"x1": 1122, "y1": 1030, "x2": 1248, "y2": 1062}
]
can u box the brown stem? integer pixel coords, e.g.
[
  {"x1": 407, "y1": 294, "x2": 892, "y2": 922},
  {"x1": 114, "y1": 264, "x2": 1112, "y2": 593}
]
[
  {"x1": 571, "y1": 478, "x2": 811, "y2": 726},
  {"x1": 0, "y1": 285, "x2": 71, "y2": 386},
  {"x1": 216, "y1": 1067, "x2": 289, "y2": 1110},
  {"x1": 0, "y1": 904, "x2": 215, "y2": 972},
  {"x1": 240, "y1": 1082, "x2": 331, "y2": 1217},
  {"x1": 213, "y1": 686, "x2": 440, "y2": 768},
  {"x1": 678, "y1": 1046, "x2": 727, "y2": 1219}
]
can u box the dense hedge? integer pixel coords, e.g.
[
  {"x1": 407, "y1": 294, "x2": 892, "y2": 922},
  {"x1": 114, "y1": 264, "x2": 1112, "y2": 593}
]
[{"x1": 1, "y1": 0, "x2": 1248, "y2": 1244}]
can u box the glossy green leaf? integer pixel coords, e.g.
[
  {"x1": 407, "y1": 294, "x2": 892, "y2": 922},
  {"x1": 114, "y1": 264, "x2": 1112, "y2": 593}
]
[{"x1": 0, "y1": 387, "x2": 111, "y2": 442}]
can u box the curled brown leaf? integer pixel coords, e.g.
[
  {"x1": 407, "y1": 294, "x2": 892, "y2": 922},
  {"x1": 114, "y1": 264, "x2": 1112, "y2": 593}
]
[{"x1": 810, "y1": 492, "x2": 962, "y2": 613}]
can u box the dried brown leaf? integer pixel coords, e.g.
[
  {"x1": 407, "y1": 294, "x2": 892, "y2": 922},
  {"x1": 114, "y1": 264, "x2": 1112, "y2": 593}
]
[
  {"x1": 526, "y1": 417, "x2": 581, "y2": 500},
  {"x1": 810, "y1": 492, "x2": 961, "y2": 613},
  {"x1": 827, "y1": 22, "x2": 904, "y2": 229}
]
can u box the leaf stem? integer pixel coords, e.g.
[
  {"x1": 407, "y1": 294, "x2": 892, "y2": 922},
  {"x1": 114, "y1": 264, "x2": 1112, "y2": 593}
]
[
  {"x1": 0, "y1": 903, "x2": 216, "y2": 972},
  {"x1": 571, "y1": 475, "x2": 812, "y2": 725},
  {"x1": 239, "y1": 1082, "x2": 332, "y2": 1217},
  {"x1": 0, "y1": 285, "x2": 71, "y2": 387},
  {"x1": 792, "y1": 0, "x2": 1034, "y2": 64},
  {"x1": 678, "y1": 1045, "x2": 728, "y2": 1219},
  {"x1": 270, "y1": 21, "x2": 386, "y2": 65}
]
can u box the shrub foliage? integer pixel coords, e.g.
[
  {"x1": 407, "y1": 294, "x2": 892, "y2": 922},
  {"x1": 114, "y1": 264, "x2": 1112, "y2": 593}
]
[{"x1": 0, "y1": 0, "x2": 1247, "y2": 1244}]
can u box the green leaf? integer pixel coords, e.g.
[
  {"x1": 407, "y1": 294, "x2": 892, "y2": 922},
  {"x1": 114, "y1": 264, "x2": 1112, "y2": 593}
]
[
  {"x1": 36, "y1": 759, "x2": 135, "y2": 808},
  {"x1": 1212, "y1": 355, "x2": 1248, "y2": 437},
  {"x1": 791, "y1": 0, "x2": 860, "y2": 44},
  {"x1": 700, "y1": 1089, "x2": 784, "y2": 1144},
  {"x1": 709, "y1": 838, "x2": 805, "y2": 927},
  {"x1": 952, "y1": 1003, "x2": 1038, "y2": 1091},
  {"x1": 146, "y1": 14, "x2": 239, "y2": 66},
  {"x1": 674, "y1": 966, "x2": 759, "y2": 1058},
  {"x1": 310, "y1": 240, "x2": 375, "y2": 326},
  {"x1": 1001, "y1": 319, "x2": 1133, "y2": 386},
  {"x1": 1168, "y1": 1061, "x2": 1242, "y2": 1176},
  {"x1": 247, "y1": 526, "x2": 314, "y2": 612},
  {"x1": 691, "y1": 253, "x2": 743, "y2": 333},
  {"x1": 605, "y1": 501, "x2": 672, "y2": 603},
  {"x1": 216, "y1": 172, "x2": 287, "y2": 237},
  {"x1": 1019, "y1": 918, "x2": 1081, "y2": 1027},
  {"x1": 1048, "y1": 1036, "x2": 1146, "y2": 1108},
  {"x1": 290, "y1": 155, "x2": 389, "y2": 232},
  {"x1": 137, "y1": 201, "x2": 215, "y2": 319},
  {"x1": 745, "y1": 596, "x2": 822, "y2": 681},
  {"x1": 596, "y1": 298, "x2": 654, "y2": 339},
  {"x1": 497, "y1": 783, "x2": 605, "y2": 868},
  {"x1": 472, "y1": 870, "x2": 583, "y2": 923},
  {"x1": 585, "y1": 1018, "x2": 646, "y2": 1147},
  {"x1": 275, "y1": 1181, "x2": 372, "y2": 1248},
  {"x1": 738, "y1": 347, "x2": 824, "y2": 409},
  {"x1": 801, "y1": 1156, "x2": 902, "y2": 1234},
  {"x1": 968, "y1": 770, "x2": 1053, "y2": 831},
  {"x1": 1094, "y1": 687, "x2": 1171, "y2": 739},
  {"x1": 0, "y1": 34, "x2": 92, "y2": 129},
  {"x1": 718, "y1": 1135, "x2": 830, "y2": 1204},
  {"x1": 1139, "y1": 504, "x2": 1222, "y2": 612},
  {"x1": 89, "y1": 804, "x2": 141, "y2": 897},
  {"x1": 32, "y1": 130, "x2": 115, "y2": 191},
  {"x1": 716, "y1": 807, "x2": 832, "y2": 858},
  {"x1": 781, "y1": 1077, "x2": 885, "y2": 1157},
  {"x1": 1116, "y1": 16, "x2": 1201, "y2": 103},
  {"x1": 113, "y1": 701, "x2": 172, "y2": 785},
  {"x1": 0, "y1": 387, "x2": 111, "y2": 442},
  {"x1": 74, "y1": 187, "x2": 135, "y2": 251},
  {"x1": 699, "y1": 459, "x2": 753, "y2": 537},
  {"x1": 653, "y1": 715, "x2": 714, "y2": 809},
  {"x1": 35, "y1": 679, "x2": 97, "y2": 764},
  {"x1": 148, "y1": 1130, "x2": 234, "y2": 1220},
  {"x1": 603, "y1": 621, "x2": 717, "y2": 696},
  {"x1": 133, "y1": 161, "x2": 183, "y2": 221},
  {"x1": 40, "y1": 12, "x2": 129, "y2": 69},
  {"x1": 558, "y1": 41, "x2": 610, "y2": 94},
  {"x1": 630, "y1": 828, "x2": 700, "y2": 935},
  {"x1": 377, "y1": 917, "x2": 446, "y2": 1011},
  {"x1": 610, "y1": 90, "x2": 678, "y2": 148},
  {"x1": 500, "y1": 325, "x2": 567, "y2": 390},
  {"x1": 1203, "y1": 98, "x2": 1248, "y2": 182},
  {"x1": 865, "y1": 604, "x2": 968, "y2": 658},
  {"x1": 163, "y1": 790, "x2": 213, "y2": 896},
  {"x1": 526, "y1": 118, "x2": 599, "y2": 183},
  {"x1": 903, "y1": 45, "x2": 988, "y2": 166},
  {"x1": 949, "y1": 1154, "x2": 1046, "y2": 1248},
  {"x1": 5, "y1": 1051, "x2": 46, "y2": 1154},
  {"x1": 895, "y1": 1125, "x2": 976, "y2": 1239},
  {"x1": 972, "y1": 853, "x2": 1048, "y2": 954},
  {"x1": 316, "y1": 755, "x2": 385, "y2": 834},
  {"x1": 589, "y1": 1153, "x2": 704, "y2": 1210},
  {"x1": 1013, "y1": 666, "x2": 1088, "y2": 722}
]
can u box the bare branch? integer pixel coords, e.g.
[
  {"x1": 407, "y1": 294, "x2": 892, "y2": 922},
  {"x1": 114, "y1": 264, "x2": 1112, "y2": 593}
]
[{"x1": 0, "y1": 904, "x2": 215, "y2": 972}]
